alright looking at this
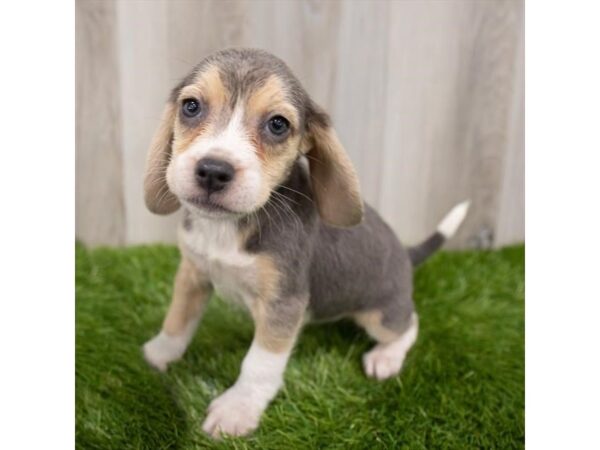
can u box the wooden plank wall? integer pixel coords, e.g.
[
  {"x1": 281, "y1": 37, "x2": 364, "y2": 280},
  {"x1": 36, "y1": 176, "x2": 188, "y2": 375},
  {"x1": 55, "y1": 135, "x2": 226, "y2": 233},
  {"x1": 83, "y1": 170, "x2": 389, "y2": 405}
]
[
  {"x1": 76, "y1": 0, "x2": 524, "y2": 248},
  {"x1": 76, "y1": 0, "x2": 126, "y2": 246}
]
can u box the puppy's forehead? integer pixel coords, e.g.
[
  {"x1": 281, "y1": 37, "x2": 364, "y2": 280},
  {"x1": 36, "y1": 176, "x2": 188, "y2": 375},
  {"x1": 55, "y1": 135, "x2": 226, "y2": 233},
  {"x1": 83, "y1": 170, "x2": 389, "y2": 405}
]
[{"x1": 173, "y1": 49, "x2": 309, "y2": 116}]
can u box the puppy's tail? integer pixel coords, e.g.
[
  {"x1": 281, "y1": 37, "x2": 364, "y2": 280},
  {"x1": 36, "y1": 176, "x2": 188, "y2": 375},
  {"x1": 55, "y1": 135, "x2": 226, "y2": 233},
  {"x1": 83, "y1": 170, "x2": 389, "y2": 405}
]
[{"x1": 408, "y1": 200, "x2": 470, "y2": 266}]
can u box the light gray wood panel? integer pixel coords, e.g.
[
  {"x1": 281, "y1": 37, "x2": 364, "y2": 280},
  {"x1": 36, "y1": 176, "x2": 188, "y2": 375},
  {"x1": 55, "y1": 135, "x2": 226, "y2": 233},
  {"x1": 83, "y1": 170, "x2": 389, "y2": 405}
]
[
  {"x1": 379, "y1": 1, "x2": 473, "y2": 247},
  {"x1": 455, "y1": 0, "x2": 524, "y2": 249},
  {"x1": 166, "y1": 0, "x2": 248, "y2": 78},
  {"x1": 116, "y1": 0, "x2": 181, "y2": 244},
  {"x1": 496, "y1": 2, "x2": 525, "y2": 247},
  {"x1": 330, "y1": 1, "x2": 391, "y2": 208},
  {"x1": 75, "y1": 0, "x2": 126, "y2": 246},
  {"x1": 379, "y1": 0, "x2": 524, "y2": 248}
]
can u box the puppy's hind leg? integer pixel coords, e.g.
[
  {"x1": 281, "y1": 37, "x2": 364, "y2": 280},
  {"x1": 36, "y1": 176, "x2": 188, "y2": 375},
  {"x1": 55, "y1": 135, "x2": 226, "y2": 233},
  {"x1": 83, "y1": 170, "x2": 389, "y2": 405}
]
[{"x1": 354, "y1": 309, "x2": 419, "y2": 381}]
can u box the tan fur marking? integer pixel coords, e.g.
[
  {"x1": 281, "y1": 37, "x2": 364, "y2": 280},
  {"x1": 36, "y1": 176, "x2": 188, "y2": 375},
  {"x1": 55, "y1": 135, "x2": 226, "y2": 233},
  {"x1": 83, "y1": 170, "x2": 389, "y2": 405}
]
[
  {"x1": 178, "y1": 65, "x2": 228, "y2": 110},
  {"x1": 195, "y1": 65, "x2": 228, "y2": 112},
  {"x1": 254, "y1": 254, "x2": 281, "y2": 303},
  {"x1": 249, "y1": 76, "x2": 303, "y2": 199},
  {"x1": 254, "y1": 305, "x2": 303, "y2": 353},
  {"x1": 245, "y1": 75, "x2": 299, "y2": 128},
  {"x1": 173, "y1": 66, "x2": 230, "y2": 153},
  {"x1": 172, "y1": 120, "x2": 215, "y2": 154},
  {"x1": 245, "y1": 74, "x2": 301, "y2": 190},
  {"x1": 260, "y1": 135, "x2": 301, "y2": 186},
  {"x1": 237, "y1": 220, "x2": 258, "y2": 249},
  {"x1": 306, "y1": 124, "x2": 364, "y2": 227},
  {"x1": 353, "y1": 310, "x2": 401, "y2": 345},
  {"x1": 163, "y1": 257, "x2": 212, "y2": 336},
  {"x1": 143, "y1": 102, "x2": 181, "y2": 214},
  {"x1": 250, "y1": 255, "x2": 304, "y2": 353}
]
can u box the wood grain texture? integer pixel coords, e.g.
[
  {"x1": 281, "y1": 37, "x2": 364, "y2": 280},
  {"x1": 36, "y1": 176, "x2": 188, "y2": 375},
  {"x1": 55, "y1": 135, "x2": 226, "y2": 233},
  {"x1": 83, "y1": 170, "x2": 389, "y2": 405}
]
[
  {"x1": 116, "y1": 0, "x2": 181, "y2": 244},
  {"x1": 76, "y1": 0, "x2": 126, "y2": 245},
  {"x1": 331, "y1": 1, "x2": 390, "y2": 208},
  {"x1": 76, "y1": 0, "x2": 524, "y2": 248},
  {"x1": 496, "y1": 1, "x2": 525, "y2": 247}
]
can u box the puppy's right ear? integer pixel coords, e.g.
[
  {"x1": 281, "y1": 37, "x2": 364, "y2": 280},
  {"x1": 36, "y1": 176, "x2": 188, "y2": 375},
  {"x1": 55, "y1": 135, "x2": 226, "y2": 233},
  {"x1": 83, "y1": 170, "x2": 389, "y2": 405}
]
[{"x1": 143, "y1": 102, "x2": 181, "y2": 214}]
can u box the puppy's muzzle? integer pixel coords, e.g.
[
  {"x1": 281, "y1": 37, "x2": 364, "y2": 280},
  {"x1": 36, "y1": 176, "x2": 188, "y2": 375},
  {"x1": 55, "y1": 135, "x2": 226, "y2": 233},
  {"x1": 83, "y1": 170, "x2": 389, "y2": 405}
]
[{"x1": 195, "y1": 158, "x2": 235, "y2": 195}]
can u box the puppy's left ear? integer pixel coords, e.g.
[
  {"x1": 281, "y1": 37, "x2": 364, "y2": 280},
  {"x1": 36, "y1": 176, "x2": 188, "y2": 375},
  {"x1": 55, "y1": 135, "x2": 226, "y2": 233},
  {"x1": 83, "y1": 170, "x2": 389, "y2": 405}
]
[
  {"x1": 143, "y1": 102, "x2": 181, "y2": 214},
  {"x1": 304, "y1": 102, "x2": 363, "y2": 227}
]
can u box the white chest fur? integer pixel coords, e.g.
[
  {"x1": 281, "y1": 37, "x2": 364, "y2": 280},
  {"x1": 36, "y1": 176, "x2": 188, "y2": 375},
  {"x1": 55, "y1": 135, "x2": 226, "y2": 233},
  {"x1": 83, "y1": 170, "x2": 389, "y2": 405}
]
[{"x1": 179, "y1": 217, "x2": 259, "y2": 308}]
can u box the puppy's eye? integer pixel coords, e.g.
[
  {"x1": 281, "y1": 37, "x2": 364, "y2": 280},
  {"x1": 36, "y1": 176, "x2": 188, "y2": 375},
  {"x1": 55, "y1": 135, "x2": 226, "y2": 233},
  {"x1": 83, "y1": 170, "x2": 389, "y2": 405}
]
[
  {"x1": 182, "y1": 98, "x2": 202, "y2": 118},
  {"x1": 267, "y1": 115, "x2": 290, "y2": 136}
]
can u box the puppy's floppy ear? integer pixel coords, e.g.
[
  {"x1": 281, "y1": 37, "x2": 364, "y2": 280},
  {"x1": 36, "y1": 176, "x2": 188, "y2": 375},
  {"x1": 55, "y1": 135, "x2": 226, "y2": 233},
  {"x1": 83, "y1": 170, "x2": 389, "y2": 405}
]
[
  {"x1": 304, "y1": 102, "x2": 363, "y2": 227},
  {"x1": 143, "y1": 102, "x2": 180, "y2": 214}
]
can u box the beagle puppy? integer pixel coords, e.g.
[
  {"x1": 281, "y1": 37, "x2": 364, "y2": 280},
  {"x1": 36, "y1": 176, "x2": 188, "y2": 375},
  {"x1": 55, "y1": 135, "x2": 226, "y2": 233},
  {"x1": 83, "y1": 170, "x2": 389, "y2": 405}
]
[{"x1": 142, "y1": 48, "x2": 469, "y2": 438}]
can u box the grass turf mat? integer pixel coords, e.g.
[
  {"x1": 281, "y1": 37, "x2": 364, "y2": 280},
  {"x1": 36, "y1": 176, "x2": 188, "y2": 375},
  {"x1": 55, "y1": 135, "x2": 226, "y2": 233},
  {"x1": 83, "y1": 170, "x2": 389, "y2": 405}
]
[{"x1": 76, "y1": 243, "x2": 524, "y2": 449}]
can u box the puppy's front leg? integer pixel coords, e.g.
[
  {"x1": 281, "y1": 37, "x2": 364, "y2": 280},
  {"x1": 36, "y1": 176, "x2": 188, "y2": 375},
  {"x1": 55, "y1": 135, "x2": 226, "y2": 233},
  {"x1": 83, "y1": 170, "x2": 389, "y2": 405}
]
[
  {"x1": 202, "y1": 294, "x2": 307, "y2": 438},
  {"x1": 143, "y1": 256, "x2": 211, "y2": 371}
]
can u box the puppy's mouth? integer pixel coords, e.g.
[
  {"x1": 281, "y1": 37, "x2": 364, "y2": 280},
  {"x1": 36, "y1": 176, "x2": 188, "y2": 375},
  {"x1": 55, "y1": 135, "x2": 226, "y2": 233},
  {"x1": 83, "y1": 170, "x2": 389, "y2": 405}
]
[{"x1": 184, "y1": 196, "x2": 235, "y2": 215}]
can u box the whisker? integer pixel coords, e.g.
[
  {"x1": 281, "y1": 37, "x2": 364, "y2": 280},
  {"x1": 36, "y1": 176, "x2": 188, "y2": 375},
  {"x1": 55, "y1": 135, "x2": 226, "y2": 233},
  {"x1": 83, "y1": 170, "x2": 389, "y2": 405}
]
[
  {"x1": 272, "y1": 189, "x2": 299, "y2": 205},
  {"x1": 265, "y1": 197, "x2": 287, "y2": 235},
  {"x1": 154, "y1": 184, "x2": 173, "y2": 207},
  {"x1": 277, "y1": 185, "x2": 314, "y2": 204},
  {"x1": 304, "y1": 153, "x2": 324, "y2": 165},
  {"x1": 270, "y1": 192, "x2": 302, "y2": 233},
  {"x1": 267, "y1": 196, "x2": 286, "y2": 228},
  {"x1": 252, "y1": 210, "x2": 262, "y2": 245},
  {"x1": 259, "y1": 200, "x2": 275, "y2": 231}
]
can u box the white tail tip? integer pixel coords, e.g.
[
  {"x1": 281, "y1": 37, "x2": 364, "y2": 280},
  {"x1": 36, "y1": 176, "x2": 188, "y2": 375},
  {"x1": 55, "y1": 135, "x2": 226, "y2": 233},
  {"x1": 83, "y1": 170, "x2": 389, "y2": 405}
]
[{"x1": 437, "y1": 200, "x2": 470, "y2": 238}]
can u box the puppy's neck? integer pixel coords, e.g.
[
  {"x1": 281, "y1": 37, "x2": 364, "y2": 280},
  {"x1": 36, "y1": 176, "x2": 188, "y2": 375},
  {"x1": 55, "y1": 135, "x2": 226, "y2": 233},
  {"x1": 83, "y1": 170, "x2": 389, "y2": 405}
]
[{"x1": 242, "y1": 157, "x2": 317, "y2": 252}]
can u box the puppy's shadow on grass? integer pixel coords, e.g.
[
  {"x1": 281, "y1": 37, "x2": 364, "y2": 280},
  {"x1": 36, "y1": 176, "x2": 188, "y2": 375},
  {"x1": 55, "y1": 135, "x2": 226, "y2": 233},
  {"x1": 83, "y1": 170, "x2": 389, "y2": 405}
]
[
  {"x1": 113, "y1": 350, "x2": 191, "y2": 449},
  {"x1": 139, "y1": 374, "x2": 189, "y2": 449},
  {"x1": 294, "y1": 319, "x2": 371, "y2": 369},
  {"x1": 76, "y1": 332, "x2": 190, "y2": 449}
]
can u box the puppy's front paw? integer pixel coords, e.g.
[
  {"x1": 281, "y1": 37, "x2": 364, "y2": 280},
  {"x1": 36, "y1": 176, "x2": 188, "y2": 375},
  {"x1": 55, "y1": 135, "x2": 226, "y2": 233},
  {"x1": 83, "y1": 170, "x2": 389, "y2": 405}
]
[
  {"x1": 142, "y1": 331, "x2": 187, "y2": 372},
  {"x1": 202, "y1": 385, "x2": 263, "y2": 438}
]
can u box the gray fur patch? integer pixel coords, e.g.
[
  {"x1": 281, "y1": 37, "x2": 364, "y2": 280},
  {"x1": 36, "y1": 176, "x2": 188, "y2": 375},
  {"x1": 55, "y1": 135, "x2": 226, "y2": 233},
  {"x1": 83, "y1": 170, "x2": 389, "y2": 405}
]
[{"x1": 408, "y1": 232, "x2": 445, "y2": 266}]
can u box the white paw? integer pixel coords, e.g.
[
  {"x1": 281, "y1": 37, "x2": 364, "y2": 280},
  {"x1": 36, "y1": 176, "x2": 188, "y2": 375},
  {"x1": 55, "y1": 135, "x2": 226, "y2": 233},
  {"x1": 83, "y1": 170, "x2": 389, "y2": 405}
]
[
  {"x1": 363, "y1": 313, "x2": 419, "y2": 380},
  {"x1": 202, "y1": 385, "x2": 264, "y2": 438},
  {"x1": 362, "y1": 343, "x2": 406, "y2": 380},
  {"x1": 142, "y1": 331, "x2": 187, "y2": 372}
]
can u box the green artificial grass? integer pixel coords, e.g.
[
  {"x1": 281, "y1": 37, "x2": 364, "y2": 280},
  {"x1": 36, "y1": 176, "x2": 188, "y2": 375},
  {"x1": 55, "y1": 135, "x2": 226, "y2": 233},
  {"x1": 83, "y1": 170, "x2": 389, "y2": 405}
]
[{"x1": 76, "y1": 243, "x2": 524, "y2": 449}]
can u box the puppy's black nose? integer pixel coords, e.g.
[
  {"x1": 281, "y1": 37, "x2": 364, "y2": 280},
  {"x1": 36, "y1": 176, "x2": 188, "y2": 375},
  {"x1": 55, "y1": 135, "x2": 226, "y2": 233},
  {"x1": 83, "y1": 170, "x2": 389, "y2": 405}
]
[{"x1": 195, "y1": 158, "x2": 235, "y2": 194}]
